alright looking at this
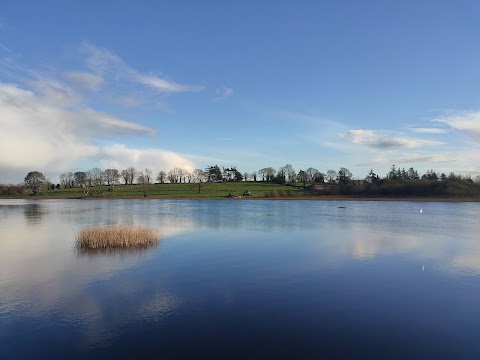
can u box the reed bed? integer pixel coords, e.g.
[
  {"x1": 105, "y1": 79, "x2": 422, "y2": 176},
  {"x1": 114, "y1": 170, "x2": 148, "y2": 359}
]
[
  {"x1": 76, "y1": 245, "x2": 158, "y2": 256},
  {"x1": 75, "y1": 225, "x2": 159, "y2": 249}
]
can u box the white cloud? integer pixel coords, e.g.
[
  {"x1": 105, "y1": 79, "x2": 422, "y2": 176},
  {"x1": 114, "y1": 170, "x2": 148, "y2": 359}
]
[
  {"x1": 214, "y1": 86, "x2": 233, "y2": 102},
  {"x1": 0, "y1": 82, "x2": 181, "y2": 183},
  {"x1": 344, "y1": 129, "x2": 443, "y2": 149},
  {"x1": 7, "y1": 68, "x2": 97, "y2": 106},
  {"x1": 82, "y1": 42, "x2": 204, "y2": 94},
  {"x1": 100, "y1": 144, "x2": 195, "y2": 173},
  {"x1": 435, "y1": 111, "x2": 480, "y2": 142},
  {"x1": 1, "y1": 42, "x2": 204, "y2": 110},
  {"x1": 137, "y1": 74, "x2": 204, "y2": 93},
  {"x1": 0, "y1": 43, "x2": 208, "y2": 183},
  {"x1": 410, "y1": 127, "x2": 447, "y2": 134}
]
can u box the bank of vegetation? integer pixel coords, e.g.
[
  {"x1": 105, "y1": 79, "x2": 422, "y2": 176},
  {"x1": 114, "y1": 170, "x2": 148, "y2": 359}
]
[
  {"x1": 75, "y1": 225, "x2": 159, "y2": 249},
  {"x1": 1, "y1": 164, "x2": 479, "y2": 199}
]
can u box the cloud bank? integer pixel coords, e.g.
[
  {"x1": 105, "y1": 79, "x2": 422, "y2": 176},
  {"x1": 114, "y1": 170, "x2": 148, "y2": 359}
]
[{"x1": 0, "y1": 43, "x2": 203, "y2": 183}]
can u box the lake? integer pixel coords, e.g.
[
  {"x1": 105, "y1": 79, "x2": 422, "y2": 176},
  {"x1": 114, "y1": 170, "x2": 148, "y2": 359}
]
[{"x1": 1, "y1": 199, "x2": 480, "y2": 359}]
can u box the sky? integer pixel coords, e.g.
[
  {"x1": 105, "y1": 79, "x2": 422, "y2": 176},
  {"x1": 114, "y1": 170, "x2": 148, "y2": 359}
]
[{"x1": 1, "y1": 0, "x2": 480, "y2": 184}]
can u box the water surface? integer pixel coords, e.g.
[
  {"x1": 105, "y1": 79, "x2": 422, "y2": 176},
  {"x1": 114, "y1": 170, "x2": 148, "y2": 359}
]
[{"x1": 1, "y1": 199, "x2": 479, "y2": 359}]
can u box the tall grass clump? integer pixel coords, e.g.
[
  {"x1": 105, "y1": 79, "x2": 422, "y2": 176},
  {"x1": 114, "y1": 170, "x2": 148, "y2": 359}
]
[{"x1": 75, "y1": 225, "x2": 159, "y2": 249}]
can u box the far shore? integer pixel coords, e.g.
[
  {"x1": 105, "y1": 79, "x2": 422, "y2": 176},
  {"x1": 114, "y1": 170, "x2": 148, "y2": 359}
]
[{"x1": 2, "y1": 195, "x2": 480, "y2": 202}]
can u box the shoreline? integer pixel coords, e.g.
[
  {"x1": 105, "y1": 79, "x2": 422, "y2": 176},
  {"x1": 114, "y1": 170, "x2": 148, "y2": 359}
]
[{"x1": 1, "y1": 195, "x2": 480, "y2": 202}]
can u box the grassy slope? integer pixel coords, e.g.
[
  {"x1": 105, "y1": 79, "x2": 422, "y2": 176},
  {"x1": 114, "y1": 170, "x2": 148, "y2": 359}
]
[
  {"x1": 29, "y1": 181, "x2": 299, "y2": 199},
  {"x1": 6, "y1": 181, "x2": 480, "y2": 200}
]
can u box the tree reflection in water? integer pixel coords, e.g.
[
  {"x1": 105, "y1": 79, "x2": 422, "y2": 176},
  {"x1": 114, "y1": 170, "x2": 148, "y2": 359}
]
[{"x1": 23, "y1": 203, "x2": 48, "y2": 224}]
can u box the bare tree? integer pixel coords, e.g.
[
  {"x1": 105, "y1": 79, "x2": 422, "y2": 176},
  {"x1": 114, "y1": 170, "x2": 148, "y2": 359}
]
[
  {"x1": 104, "y1": 169, "x2": 119, "y2": 189},
  {"x1": 59, "y1": 173, "x2": 67, "y2": 188},
  {"x1": 298, "y1": 170, "x2": 308, "y2": 187},
  {"x1": 286, "y1": 164, "x2": 296, "y2": 185},
  {"x1": 90, "y1": 167, "x2": 104, "y2": 191},
  {"x1": 85, "y1": 170, "x2": 93, "y2": 187},
  {"x1": 259, "y1": 167, "x2": 275, "y2": 181},
  {"x1": 185, "y1": 170, "x2": 192, "y2": 183},
  {"x1": 326, "y1": 169, "x2": 337, "y2": 183},
  {"x1": 121, "y1": 170, "x2": 129, "y2": 185},
  {"x1": 258, "y1": 168, "x2": 266, "y2": 181},
  {"x1": 175, "y1": 168, "x2": 189, "y2": 183},
  {"x1": 276, "y1": 166, "x2": 287, "y2": 184},
  {"x1": 278, "y1": 164, "x2": 296, "y2": 185},
  {"x1": 252, "y1": 171, "x2": 257, "y2": 182},
  {"x1": 156, "y1": 171, "x2": 166, "y2": 184},
  {"x1": 65, "y1": 172, "x2": 74, "y2": 188},
  {"x1": 127, "y1": 167, "x2": 136, "y2": 185},
  {"x1": 191, "y1": 169, "x2": 208, "y2": 193},
  {"x1": 74, "y1": 171, "x2": 86, "y2": 188},
  {"x1": 244, "y1": 172, "x2": 249, "y2": 181},
  {"x1": 306, "y1": 167, "x2": 319, "y2": 182},
  {"x1": 167, "y1": 169, "x2": 175, "y2": 183},
  {"x1": 168, "y1": 167, "x2": 182, "y2": 183},
  {"x1": 144, "y1": 168, "x2": 152, "y2": 184},
  {"x1": 137, "y1": 171, "x2": 148, "y2": 197},
  {"x1": 313, "y1": 171, "x2": 325, "y2": 183},
  {"x1": 167, "y1": 169, "x2": 176, "y2": 183}
]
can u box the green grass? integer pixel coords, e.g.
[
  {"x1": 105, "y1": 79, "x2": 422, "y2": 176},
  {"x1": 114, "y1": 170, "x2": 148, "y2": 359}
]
[{"x1": 31, "y1": 181, "x2": 303, "y2": 199}]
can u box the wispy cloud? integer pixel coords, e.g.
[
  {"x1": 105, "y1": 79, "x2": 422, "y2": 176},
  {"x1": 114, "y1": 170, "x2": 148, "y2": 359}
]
[
  {"x1": 214, "y1": 86, "x2": 233, "y2": 102},
  {"x1": 137, "y1": 74, "x2": 203, "y2": 93},
  {"x1": 394, "y1": 153, "x2": 455, "y2": 164},
  {"x1": 355, "y1": 153, "x2": 455, "y2": 167},
  {"x1": 355, "y1": 157, "x2": 389, "y2": 167},
  {"x1": 63, "y1": 71, "x2": 104, "y2": 92},
  {"x1": 410, "y1": 127, "x2": 447, "y2": 134},
  {"x1": 0, "y1": 42, "x2": 209, "y2": 182},
  {"x1": 435, "y1": 111, "x2": 480, "y2": 142},
  {"x1": 82, "y1": 42, "x2": 204, "y2": 94},
  {"x1": 343, "y1": 129, "x2": 443, "y2": 149},
  {"x1": 0, "y1": 82, "x2": 188, "y2": 183}
]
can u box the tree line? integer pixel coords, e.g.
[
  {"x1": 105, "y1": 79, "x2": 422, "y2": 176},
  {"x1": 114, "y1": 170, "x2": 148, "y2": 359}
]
[{"x1": 1, "y1": 163, "x2": 479, "y2": 197}]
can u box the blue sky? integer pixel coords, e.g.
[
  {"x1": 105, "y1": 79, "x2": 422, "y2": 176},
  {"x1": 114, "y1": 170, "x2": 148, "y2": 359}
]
[{"x1": 1, "y1": 0, "x2": 480, "y2": 183}]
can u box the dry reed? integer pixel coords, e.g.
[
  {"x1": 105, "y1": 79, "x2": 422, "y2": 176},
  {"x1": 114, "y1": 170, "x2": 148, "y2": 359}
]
[{"x1": 75, "y1": 225, "x2": 159, "y2": 249}]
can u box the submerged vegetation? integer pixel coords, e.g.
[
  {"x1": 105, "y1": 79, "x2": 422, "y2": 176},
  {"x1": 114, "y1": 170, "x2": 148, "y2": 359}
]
[{"x1": 75, "y1": 225, "x2": 159, "y2": 249}]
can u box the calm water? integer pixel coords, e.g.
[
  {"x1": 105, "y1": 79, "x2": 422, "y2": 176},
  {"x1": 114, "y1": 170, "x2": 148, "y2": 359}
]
[{"x1": 1, "y1": 199, "x2": 480, "y2": 359}]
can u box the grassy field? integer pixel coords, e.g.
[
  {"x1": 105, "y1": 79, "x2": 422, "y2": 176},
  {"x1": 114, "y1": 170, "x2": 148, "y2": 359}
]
[
  {"x1": 7, "y1": 181, "x2": 479, "y2": 201},
  {"x1": 25, "y1": 181, "x2": 302, "y2": 199}
]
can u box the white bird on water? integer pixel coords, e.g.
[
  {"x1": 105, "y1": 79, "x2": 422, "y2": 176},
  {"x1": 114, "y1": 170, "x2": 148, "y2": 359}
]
[{"x1": 419, "y1": 208, "x2": 423, "y2": 213}]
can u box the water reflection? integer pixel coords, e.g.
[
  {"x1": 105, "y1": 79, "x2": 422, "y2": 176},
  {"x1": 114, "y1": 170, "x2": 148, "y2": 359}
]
[
  {"x1": 23, "y1": 203, "x2": 48, "y2": 224},
  {"x1": 76, "y1": 243, "x2": 160, "y2": 257},
  {"x1": 1, "y1": 199, "x2": 480, "y2": 358}
]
